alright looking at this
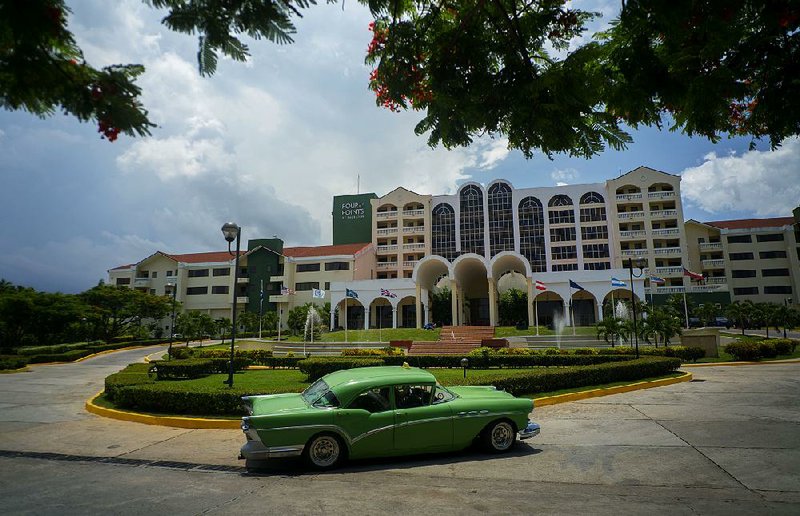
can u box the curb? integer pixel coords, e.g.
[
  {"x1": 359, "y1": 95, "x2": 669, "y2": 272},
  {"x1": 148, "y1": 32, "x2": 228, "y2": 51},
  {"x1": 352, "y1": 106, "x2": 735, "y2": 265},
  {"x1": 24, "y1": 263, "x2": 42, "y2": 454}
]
[
  {"x1": 85, "y1": 372, "x2": 692, "y2": 430},
  {"x1": 533, "y1": 371, "x2": 693, "y2": 407},
  {"x1": 683, "y1": 358, "x2": 800, "y2": 367},
  {"x1": 85, "y1": 391, "x2": 240, "y2": 430}
]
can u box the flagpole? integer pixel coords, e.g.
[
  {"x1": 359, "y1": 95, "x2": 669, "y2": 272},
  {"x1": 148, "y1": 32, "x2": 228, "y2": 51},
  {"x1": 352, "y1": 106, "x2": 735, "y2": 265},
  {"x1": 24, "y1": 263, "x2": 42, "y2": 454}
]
[
  {"x1": 535, "y1": 298, "x2": 539, "y2": 336},
  {"x1": 570, "y1": 283, "x2": 576, "y2": 336},
  {"x1": 345, "y1": 297, "x2": 348, "y2": 343},
  {"x1": 277, "y1": 307, "x2": 282, "y2": 342},
  {"x1": 683, "y1": 289, "x2": 689, "y2": 329},
  {"x1": 258, "y1": 279, "x2": 263, "y2": 339}
]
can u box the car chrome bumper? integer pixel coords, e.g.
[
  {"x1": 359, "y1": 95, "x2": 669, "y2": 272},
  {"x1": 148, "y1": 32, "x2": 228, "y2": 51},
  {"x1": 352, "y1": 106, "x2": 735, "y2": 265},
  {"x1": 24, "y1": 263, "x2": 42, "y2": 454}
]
[
  {"x1": 519, "y1": 421, "x2": 540, "y2": 440},
  {"x1": 239, "y1": 440, "x2": 305, "y2": 460}
]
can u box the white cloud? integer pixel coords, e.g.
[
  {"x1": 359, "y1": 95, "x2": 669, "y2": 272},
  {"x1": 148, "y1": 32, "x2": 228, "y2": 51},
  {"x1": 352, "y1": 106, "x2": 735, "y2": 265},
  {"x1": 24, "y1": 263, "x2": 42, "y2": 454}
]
[
  {"x1": 681, "y1": 138, "x2": 800, "y2": 217},
  {"x1": 476, "y1": 138, "x2": 510, "y2": 169},
  {"x1": 551, "y1": 168, "x2": 579, "y2": 184}
]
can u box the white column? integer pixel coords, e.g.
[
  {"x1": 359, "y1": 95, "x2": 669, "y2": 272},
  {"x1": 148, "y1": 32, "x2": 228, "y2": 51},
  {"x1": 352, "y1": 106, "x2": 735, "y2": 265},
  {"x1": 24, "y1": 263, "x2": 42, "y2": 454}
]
[
  {"x1": 488, "y1": 278, "x2": 497, "y2": 327},
  {"x1": 424, "y1": 303, "x2": 429, "y2": 325},
  {"x1": 392, "y1": 307, "x2": 398, "y2": 329},
  {"x1": 451, "y1": 282, "x2": 459, "y2": 326},
  {"x1": 415, "y1": 283, "x2": 422, "y2": 329},
  {"x1": 527, "y1": 278, "x2": 534, "y2": 328},
  {"x1": 329, "y1": 304, "x2": 335, "y2": 330},
  {"x1": 364, "y1": 308, "x2": 370, "y2": 330}
]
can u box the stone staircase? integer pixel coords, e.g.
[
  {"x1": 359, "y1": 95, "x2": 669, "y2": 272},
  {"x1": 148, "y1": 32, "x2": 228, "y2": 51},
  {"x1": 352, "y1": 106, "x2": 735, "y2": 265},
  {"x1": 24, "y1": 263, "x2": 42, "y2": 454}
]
[{"x1": 408, "y1": 326, "x2": 495, "y2": 355}]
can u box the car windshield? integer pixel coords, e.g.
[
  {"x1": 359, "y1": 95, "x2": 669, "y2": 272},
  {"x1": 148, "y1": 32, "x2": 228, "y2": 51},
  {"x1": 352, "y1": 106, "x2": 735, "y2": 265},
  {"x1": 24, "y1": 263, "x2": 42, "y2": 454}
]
[{"x1": 432, "y1": 383, "x2": 457, "y2": 404}]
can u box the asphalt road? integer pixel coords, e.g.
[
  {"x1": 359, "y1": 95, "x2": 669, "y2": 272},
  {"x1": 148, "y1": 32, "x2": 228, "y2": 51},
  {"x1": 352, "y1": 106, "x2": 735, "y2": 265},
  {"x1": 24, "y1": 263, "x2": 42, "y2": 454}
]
[{"x1": 0, "y1": 347, "x2": 798, "y2": 514}]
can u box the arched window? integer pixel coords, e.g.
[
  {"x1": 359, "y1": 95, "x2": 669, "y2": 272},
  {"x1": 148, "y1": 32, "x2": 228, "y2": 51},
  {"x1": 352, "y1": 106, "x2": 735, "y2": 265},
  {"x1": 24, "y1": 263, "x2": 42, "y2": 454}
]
[
  {"x1": 548, "y1": 194, "x2": 573, "y2": 207},
  {"x1": 488, "y1": 182, "x2": 514, "y2": 257},
  {"x1": 580, "y1": 192, "x2": 604, "y2": 204},
  {"x1": 579, "y1": 192, "x2": 606, "y2": 223},
  {"x1": 459, "y1": 185, "x2": 485, "y2": 256},
  {"x1": 431, "y1": 203, "x2": 457, "y2": 261},
  {"x1": 518, "y1": 196, "x2": 546, "y2": 273}
]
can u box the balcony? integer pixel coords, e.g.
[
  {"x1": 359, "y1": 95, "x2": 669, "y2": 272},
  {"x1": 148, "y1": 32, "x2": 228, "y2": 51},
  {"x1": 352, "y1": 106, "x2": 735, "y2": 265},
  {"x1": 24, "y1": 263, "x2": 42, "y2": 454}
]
[
  {"x1": 236, "y1": 277, "x2": 249, "y2": 284},
  {"x1": 617, "y1": 211, "x2": 645, "y2": 220},
  {"x1": 699, "y1": 242, "x2": 723, "y2": 251},
  {"x1": 133, "y1": 277, "x2": 151, "y2": 286},
  {"x1": 269, "y1": 294, "x2": 287, "y2": 302},
  {"x1": 652, "y1": 228, "x2": 680, "y2": 237},
  {"x1": 645, "y1": 285, "x2": 725, "y2": 295},
  {"x1": 402, "y1": 226, "x2": 425, "y2": 234},
  {"x1": 615, "y1": 193, "x2": 642, "y2": 201},
  {"x1": 269, "y1": 274, "x2": 285, "y2": 283},
  {"x1": 650, "y1": 209, "x2": 678, "y2": 219},
  {"x1": 402, "y1": 209, "x2": 425, "y2": 217},
  {"x1": 702, "y1": 259, "x2": 725, "y2": 269},
  {"x1": 377, "y1": 245, "x2": 399, "y2": 253},
  {"x1": 377, "y1": 262, "x2": 397, "y2": 270},
  {"x1": 403, "y1": 243, "x2": 426, "y2": 251},
  {"x1": 376, "y1": 211, "x2": 398, "y2": 219},
  {"x1": 619, "y1": 230, "x2": 647, "y2": 240},
  {"x1": 402, "y1": 260, "x2": 419, "y2": 269},
  {"x1": 653, "y1": 247, "x2": 682, "y2": 256},
  {"x1": 706, "y1": 277, "x2": 727, "y2": 285},
  {"x1": 235, "y1": 296, "x2": 249, "y2": 304},
  {"x1": 620, "y1": 249, "x2": 646, "y2": 257},
  {"x1": 654, "y1": 266, "x2": 683, "y2": 276},
  {"x1": 647, "y1": 191, "x2": 676, "y2": 199},
  {"x1": 376, "y1": 227, "x2": 398, "y2": 236}
]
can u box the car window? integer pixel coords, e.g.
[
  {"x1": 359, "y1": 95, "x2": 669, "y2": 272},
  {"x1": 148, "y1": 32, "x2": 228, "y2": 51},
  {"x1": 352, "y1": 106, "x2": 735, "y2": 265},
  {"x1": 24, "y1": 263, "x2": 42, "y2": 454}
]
[
  {"x1": 348, "y1": 387, "x2": 391, "y2": 413},
  {"x1": 302, "y1": 378, "x2": 330, "y2": 404},
  {"x1": 313, "y1": 390, "x2": 340, "y2": 408},
  {"x1": 432, "y1": 384, "x2": 456, "y2": 405},
  {"x1": 394, "y1": 384, "x2": 433, "y2": 409}
]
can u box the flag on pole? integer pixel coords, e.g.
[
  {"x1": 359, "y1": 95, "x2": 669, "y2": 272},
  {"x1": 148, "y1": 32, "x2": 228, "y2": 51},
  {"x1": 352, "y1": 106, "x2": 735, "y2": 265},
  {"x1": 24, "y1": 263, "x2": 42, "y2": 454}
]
[
  {"x1": 611, "y1": 278, "x2": 627, "y2": 288},
  {"x1": 569, "y1": 279, "x2": 584, "y2": 291},
  {"x1": 312, "y1": 288, "x2": 325, "y2": 299},
  {"x1": 683, "y1": 267, "x2": 703, "y2": 281},
  {"x1": 259, "y1": 281, "x2": 264, "y2": 302},
  {"x1": 649, "y1": 275, "x2": 666, "y2": 285},
  {"x1": 346, "y1": 288, "x2": 359, "y2": 299},
  {"x1": 280, "y1": 285, "x2": 295, "y2": 295},
  {"x1": 534, "y1": 280, "x2": 547, "y2": 291},
  {"x1": 380, "y1": 288, "x2": 397, "y2": 298}
]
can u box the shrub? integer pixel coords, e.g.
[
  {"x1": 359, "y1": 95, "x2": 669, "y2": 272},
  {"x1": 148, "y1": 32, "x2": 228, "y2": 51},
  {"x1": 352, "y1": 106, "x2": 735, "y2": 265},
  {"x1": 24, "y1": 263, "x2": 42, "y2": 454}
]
[
  {"x1": 385, "y1": 354, "x2": 634, "y2": 369},
  {"x1": 445, "y1": 357, "x2": 681, "y2": 396},
  {"x1": 15, "y1": 342, "x2": 88, "y2": 356},
  {"x1": 104, "y1": 363, "x2": 155, "y2": 401},
  {"x1": 770, "y1": 339, "x2": 793, "y2": 355},
  {"x1": 573, "y1": 348, "x2": 599, "y2": 355},
  {"x1": 0, "y1": 355, "x2": 28, "y2": 370},
  {"x1": 724, "y1": 341, "x2": 762, "y2": 361},
  {"x1": 25, "y1": 349, "x2": 91, "y2": 363},
  {"x1": 299, "y1": 358, "x2": 384, "y2": 381},
  {"x1": 758, "y1": 341, "x2": 778, "y2": 359},
  {"x1": 665, "y1": 346, "x2": 706, "y2": 362},
  {"x1": 151, "y1": 357, "x2": 252, "y2": 380},
  {"x1": 342, "y1": 348, "x2": 391, "y2": 356}
]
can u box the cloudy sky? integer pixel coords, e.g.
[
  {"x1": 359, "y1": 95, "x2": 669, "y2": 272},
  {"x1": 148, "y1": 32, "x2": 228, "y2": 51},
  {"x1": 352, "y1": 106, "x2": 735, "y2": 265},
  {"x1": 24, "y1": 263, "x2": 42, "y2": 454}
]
[{"x1": 1, "y1": 0, "x2": 798, "y2": 293}]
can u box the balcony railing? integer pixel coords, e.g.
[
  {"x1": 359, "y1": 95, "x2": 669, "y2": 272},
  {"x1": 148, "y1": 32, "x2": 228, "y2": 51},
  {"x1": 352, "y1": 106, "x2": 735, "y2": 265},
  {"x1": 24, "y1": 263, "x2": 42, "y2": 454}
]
[
  {"x1": 402, "y1": 226, "x2": 425, "y2": 234},
  {"x1": 706, "y1": 277, "x2": 728, "y2": 285},
  {"x1": 376, "y1": 262, "x2": 397, "y2": 269},
  {"x1": 403, "y1": 243, "x2": 426, "y2": 251},
  {"x1": 615, "y1": 193, "x2": 642, "y2": 201},
  {"x1": 235, "y1": 296, "x2": 249, "y2": 304},
  {"x1": 620, "y1": 249, "x2": 646, "y2": 256},
  {"x1": 377, "y1": 245, "x2": 399, "y2": 253},
  {"x1": 133, "y1": 278, "x2": 150, "y2": 286},
  {"x1": 652, "y1": 228, "x2": 680, "y2": 237},
  {"x1": 647, "y1": 191, "x2": 676, "y2": 199},
  {"x1": 650, "y1": 209, "x2": 678, "y2": 219},
  {"x1": 376, "y1": 227, "x2": 398, "y2": 235},
  {"x1": 654, "y1": 266, "x2": 683, "y2": 276},
  {"x1": 236, "y1": 277, "x2": 249, "y2": 284},
  {"x1": 699, "y1": 242, "x2": 723, "y2": 251},
  {"x1": 402, "y1": 209, "x2": 425, "y2": 217},
  {"x1": 402, "y1": 260, "x2": 419, "y2": 268},
  {"x1": 617, "y1": 211, "x2": 645, "y2": 220},
  {"x1": 702, "y1": 259, "x2": 725, "y2": 268},
  {"x1": 645, "y1": 285, "x2": 726, "y2": 294},
  {"x1": 619, "y1": 230, "x2": 647, "y2": 239},
  {"x1": 376, "y1": 211, "x2": 398, "y2": 219},
  {"x1": 653, "y1": 247, "x2": 682, "y2": 255}
]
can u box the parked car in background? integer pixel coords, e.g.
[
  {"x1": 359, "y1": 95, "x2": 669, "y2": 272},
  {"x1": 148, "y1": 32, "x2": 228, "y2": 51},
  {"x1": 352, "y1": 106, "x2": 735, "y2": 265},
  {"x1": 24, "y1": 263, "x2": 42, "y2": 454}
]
[
  {"x1": 688, "y1": 317, "x2": 702, "y2": 328},
  {"x1": 239, "y1": 365, "x2": 540, "y2": 470},
  {"x1": 713, "y1": 317, "x2": 732, "y2": 329}
]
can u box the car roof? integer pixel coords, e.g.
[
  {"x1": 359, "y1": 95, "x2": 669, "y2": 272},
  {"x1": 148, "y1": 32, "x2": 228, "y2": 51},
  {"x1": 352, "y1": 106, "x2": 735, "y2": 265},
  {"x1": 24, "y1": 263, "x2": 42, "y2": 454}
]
[{"x1": 324, "y1": 366, "x2": 436, "y2": 399}]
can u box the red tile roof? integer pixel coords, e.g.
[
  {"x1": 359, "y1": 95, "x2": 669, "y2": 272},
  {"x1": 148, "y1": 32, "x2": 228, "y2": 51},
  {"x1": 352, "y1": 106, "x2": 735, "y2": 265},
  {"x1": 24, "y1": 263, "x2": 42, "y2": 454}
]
[
  {"x1": 165, "y1": 251, "x2": 244, "y2": 263},
  {"x1": 283, "y1": 243, "x2": 371, "y2": 258},
  {"x1": 705, "y1": 217, "x2": 796, "y2": 230}
]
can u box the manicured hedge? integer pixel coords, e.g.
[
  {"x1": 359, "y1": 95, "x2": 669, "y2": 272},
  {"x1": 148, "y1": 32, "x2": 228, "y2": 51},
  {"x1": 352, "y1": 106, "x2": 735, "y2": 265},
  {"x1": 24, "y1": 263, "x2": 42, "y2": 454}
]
[
  {"x1": 444, "y1": 357, "x2": 682, "y2": 396},
  {"x1": 0, "y1": 355, "x2": 29, "y2": 370},
  {"x1": 386, "y1": 353, "x2": 634, "y2": 369},
  {"x1": 299, "y1": 358, "x2": 384, "y2": 381},
  {"x1": 172, "y1": 348, "x2": 288, "y2": 367},
  {"x1": 341, "y1": 347, "x2": 405, "y2": 357},
  {"x1": 723, "y1": 339, "x2": 798, "y2": 361},
  {"x1": 469, "y1": 346, "x2": 706, "y2": 363},
  {"x1": 151, "y1": 357, "x2": 252, "y2": 380}
]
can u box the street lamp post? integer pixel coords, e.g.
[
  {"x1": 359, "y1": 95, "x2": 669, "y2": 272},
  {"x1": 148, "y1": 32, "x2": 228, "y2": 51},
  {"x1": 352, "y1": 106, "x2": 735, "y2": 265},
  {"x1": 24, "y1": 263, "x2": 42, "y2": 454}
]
[
  {"x1": 222, "y1": 222, "x2": 242, "y2": 388},
  {"x1": 167, "y1": 282, "x2": 177, "y2": 360},
  {"x1": 627, "y1": 256, "x2": 646, "y2": 359}
]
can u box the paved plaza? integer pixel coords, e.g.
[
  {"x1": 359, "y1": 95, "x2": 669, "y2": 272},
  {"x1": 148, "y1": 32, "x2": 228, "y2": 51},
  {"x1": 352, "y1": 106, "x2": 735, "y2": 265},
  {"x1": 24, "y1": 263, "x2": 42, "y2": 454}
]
[{"x1": 0, "y1": 346, "x2": 798, "y2": 514}]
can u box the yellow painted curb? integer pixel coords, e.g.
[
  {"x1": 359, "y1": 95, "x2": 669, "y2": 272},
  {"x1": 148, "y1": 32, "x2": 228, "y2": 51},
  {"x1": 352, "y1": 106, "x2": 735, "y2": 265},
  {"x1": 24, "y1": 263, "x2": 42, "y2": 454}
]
[
  {"x1": 85, "y1": 391, "x2": 240, "y2": 430},
  {"x1": 683, "y1": 358, "x2": 800, "y2": 367},
  {"x1": 533, "y1": 371, "x2": 693, "y2": 407}
]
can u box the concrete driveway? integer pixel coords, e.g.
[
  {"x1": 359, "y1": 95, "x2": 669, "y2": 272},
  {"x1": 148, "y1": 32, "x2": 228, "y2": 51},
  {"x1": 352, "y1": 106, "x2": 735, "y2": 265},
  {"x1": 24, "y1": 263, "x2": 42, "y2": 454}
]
[{"x1": 0, "y1": 348, "x2": 798, "y2": 514}]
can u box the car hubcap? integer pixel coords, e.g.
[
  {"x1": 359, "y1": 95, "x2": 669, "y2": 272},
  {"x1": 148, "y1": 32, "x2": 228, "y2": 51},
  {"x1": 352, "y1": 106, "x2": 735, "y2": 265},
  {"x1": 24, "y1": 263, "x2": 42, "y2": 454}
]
[
  {"x1": 491, "y1": 423, "x2": 514, "y2": 450},
  {"x1": 310, "y1": 436, "x2": 339, "y2": 467}
]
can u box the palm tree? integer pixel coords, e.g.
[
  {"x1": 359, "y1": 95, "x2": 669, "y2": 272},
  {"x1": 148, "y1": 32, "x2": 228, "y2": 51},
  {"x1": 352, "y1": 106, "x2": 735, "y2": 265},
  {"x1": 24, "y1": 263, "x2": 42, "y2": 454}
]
[
  {"x1": 596, "y1": 317, "x2": 623, "y2": 347},
  {"x1": 725, "y1": 301, "x2": 753, "y2": 336},
  {"x1": 755, "y1": 302, "x2": 777, "y2": 338},
  {"x1": 216, "y1": 317, "x2": 231, "y2": 344}
]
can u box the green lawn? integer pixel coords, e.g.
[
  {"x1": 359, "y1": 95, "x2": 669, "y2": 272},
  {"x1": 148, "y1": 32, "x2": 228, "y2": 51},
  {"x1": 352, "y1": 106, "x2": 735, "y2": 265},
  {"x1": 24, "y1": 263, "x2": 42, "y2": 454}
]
[
  {"x1": 284, "y1": 328, "x2": 441, "y2": 343},
  {"x1": 494, "y1": 326, "x2": 597, "y2": 337}
]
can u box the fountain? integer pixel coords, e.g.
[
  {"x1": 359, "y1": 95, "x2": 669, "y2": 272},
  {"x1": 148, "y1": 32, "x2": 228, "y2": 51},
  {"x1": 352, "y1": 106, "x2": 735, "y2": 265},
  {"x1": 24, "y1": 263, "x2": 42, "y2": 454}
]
[
  {"x1": 552, "y1": 312, "x2": 566, "y2": 349},
  {"x1": 614, "y1": 300, "x2": 630, "y2": 347},
  {"x1": 303, "y1": 306, "x2": 321, "y2": 356}
]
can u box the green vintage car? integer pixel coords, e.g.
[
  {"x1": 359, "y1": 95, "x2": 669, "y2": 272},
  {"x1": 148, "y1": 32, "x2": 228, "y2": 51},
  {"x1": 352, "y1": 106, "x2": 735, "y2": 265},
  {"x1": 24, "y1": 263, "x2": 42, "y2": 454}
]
[{"x1": 239, "y1": 365, "x2": 540, "y2": 469}]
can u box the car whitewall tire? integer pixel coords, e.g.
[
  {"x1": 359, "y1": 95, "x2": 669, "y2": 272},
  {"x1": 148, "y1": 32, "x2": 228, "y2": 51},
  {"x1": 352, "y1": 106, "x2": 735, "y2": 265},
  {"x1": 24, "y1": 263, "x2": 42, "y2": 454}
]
[
  {"x1": 304, "y1": 433, "x2": 344, "y2": 470},
  {"x1": 483, "y1": 420, "x2": 516, "y2": 453}
]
